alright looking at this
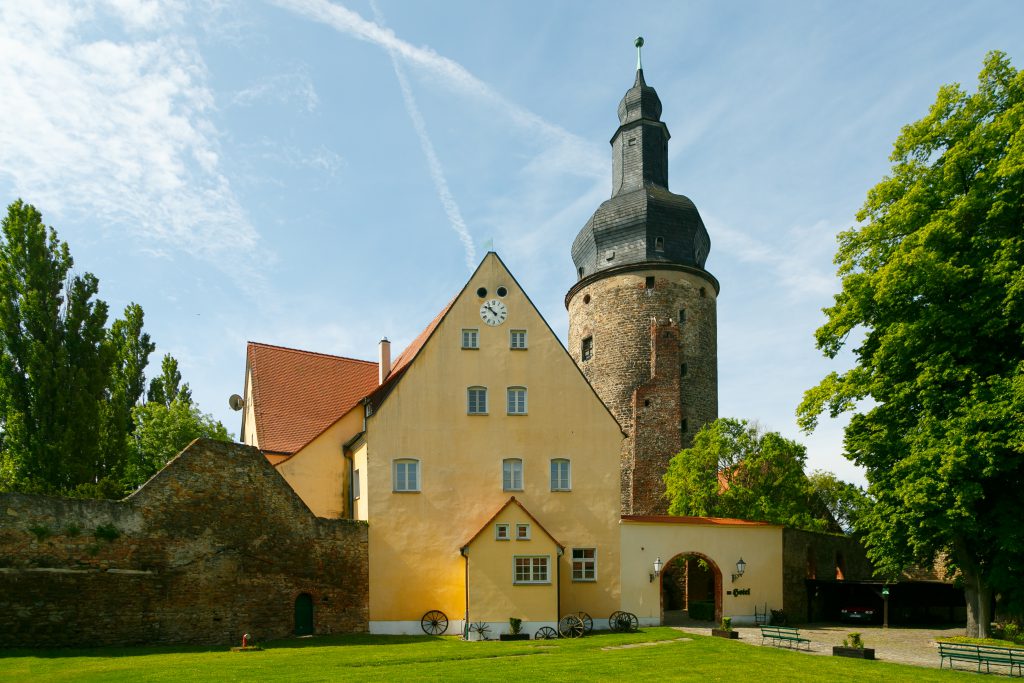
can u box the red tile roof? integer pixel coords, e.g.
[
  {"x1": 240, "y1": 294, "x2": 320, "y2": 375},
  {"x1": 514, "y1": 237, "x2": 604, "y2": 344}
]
[
  {"x1": 364, "y1": 298, "x2": 454, "y2": 413},
  {"x1": 620, "y1": 515, "x2": 778, "y2": 527},
  {"x1": 246, "y1": 342, "x2": 379, "y2": 455}
]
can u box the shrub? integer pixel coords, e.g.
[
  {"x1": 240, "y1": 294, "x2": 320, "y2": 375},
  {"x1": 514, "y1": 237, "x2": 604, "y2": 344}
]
[
  {"x1": 64, "y1": 524, "x2": 81, "y2": 537},
  {"x1": 720, "y1": 617, "x2": 732, "y2": 631},
  {"x1": 28, "y1": 524, "x2": 51, "y2": 541},
  {"x1": 93, "y1": 524, "x2": 120, "y2": 542},
  {"x1": 842, "y1": 632, "x2": 864, "y2": 649},
  {"x1": 509, "y1": 617, "x2": 523, "y2": 635},
  {"x1": 688, "y1": 601, "x2": 715, "y2": 621}
]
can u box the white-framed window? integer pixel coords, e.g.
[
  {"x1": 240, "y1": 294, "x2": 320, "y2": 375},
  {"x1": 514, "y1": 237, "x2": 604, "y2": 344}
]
[
  {"x1": 510, "y1": 329, "x2": 527, "y2": 349},
  {"x1": 516, "y1": 523, "x2": 531, "y2": 540},
  {"x1": 572, "y1": 547, "x2": 597, "y2": 581},
  {"x1": 507, "y1": 387, "x2": 527, "y2": 415},
  {"x1": 353, "y1": 469, "x2": 361, "y2": 499},
  {"x1": 550, "y1": 458, "x2": 571, "y2": 491},
  {"x1": 468, "y1": 386, "x2": 488, "y2": 414},
  {"x1": 495, "y1": 523, "x2": 510, "y2": 541},
  {"x1": 462, "y1": 328, "x2": 479, "y2": 349},
  {"x1": 393, "y1": 459, "x2": 420, "y2": 492},
  {"x1": 513, "y1": 555, "x2": 549, "y2": 584},
  {"x1": 503, "y1": 458, "x2": 523, "y2": 491}
]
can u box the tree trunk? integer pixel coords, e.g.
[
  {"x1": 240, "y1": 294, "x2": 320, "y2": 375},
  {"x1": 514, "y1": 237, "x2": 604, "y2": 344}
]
[{"x1": 959, "y1": 554, "x2": 993, "y2": 638}]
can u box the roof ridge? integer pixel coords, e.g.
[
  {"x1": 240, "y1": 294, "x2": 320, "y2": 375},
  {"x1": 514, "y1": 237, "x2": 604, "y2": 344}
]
[{"x1": 248, "y1": 341, "x2": 375, "y2": 365}]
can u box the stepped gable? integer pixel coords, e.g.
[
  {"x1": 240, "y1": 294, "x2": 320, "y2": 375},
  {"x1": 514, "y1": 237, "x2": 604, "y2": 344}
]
[{"x1": 246, "y1": 342, "x2": 378, "y2": 455}]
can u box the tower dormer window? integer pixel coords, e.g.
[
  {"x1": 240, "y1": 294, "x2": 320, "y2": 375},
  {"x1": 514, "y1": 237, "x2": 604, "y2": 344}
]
[
  {"x1": 655, "y1": 236, "x2": 664, "y2": 251},
  {"x1": 578, "y1": 267, "x2": 584, "y2": 279}
]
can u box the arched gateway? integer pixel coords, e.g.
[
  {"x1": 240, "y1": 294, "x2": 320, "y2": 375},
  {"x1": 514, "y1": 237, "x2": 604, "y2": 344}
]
[{"x1": 660, "y1": 552, "x2": 723, "y2": 625}]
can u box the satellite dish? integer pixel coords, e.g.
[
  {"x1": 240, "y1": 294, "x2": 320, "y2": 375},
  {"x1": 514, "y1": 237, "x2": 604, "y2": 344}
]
[{"x1": 228, "y1": 394, "x2": 244, "y2": 411}]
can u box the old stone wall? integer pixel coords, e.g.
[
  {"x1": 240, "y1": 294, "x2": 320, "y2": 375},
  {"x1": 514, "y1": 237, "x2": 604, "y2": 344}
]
[
  {"x1": 0, "y1": 439, "x2": 368, "y2": 648},
  {"x1": 781, "y1": 528, "x2": 872, "y2": 623},
  {"x1": 567, "y1": 267, "x2": 718, "y2": 515}
]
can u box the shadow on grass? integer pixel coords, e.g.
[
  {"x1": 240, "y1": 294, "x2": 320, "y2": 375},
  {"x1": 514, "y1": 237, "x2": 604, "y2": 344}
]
[{"x1": 0, "y1": 633, "x2": 451, "y2": 659}]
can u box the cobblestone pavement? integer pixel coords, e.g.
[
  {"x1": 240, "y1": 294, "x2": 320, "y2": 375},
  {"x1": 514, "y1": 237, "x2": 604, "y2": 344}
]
[{"x1": 672, "y1": 624, "x2": 965, "y2": 670}]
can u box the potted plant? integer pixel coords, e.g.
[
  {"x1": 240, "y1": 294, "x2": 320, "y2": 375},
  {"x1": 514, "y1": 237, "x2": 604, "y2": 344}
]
[
  {"x1": 500, "y1": 617, "x2": 530, "y2": 641},
  {"x1": 833, "y1": 632, "x2": 875, "y2": 660},
  {"x1": 711, "y1": 616, "x2": 739, "y2": 639}
]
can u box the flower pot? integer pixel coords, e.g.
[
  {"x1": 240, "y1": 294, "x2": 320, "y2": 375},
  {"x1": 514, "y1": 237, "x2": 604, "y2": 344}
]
[
  {"x1": 499, "y1": 633, "x2": 530, "y2": 641},
  {"x1": 833, "y1": 646, "x2": 875, "y2": 659},
  {"x1": 711, "y1": 629, "x2": 739, "y2": 639}
]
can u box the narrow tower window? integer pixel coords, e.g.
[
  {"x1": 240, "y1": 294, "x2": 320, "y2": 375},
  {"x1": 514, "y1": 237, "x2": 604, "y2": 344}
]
[
  {"x1": 578, "y1": 267, "x2": 584, "y2": 279},
  {"x1": 680, "y1": 363, "x2": 688, "y2": 378},
  {"x1": 681, "y1": 419, "x2": 688, "y2": 436},
  {"x1": 679, "y1": 308, "x2": 686, "y2": 325},
  {"x1": 655, "y1": 236, "x2": 665, "y2": 251},
  {"x1": 581, "y1": 336, "x2": 593, "y2": 362},
  {"x1": 699, "y1": 287, "x2": 706, "y2": 298},
  {"x1": 645, "y1": 276, "x2": 655, "y2": 290}
]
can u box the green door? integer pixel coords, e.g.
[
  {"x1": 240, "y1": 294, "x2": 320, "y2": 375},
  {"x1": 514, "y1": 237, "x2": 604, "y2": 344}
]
[{"x1": 294, "y1": 593, "x2": 314, "y2": 636}]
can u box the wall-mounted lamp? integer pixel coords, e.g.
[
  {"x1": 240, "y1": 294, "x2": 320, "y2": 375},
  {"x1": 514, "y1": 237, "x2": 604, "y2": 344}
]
[
  {"x1": 649, "y1": 556, "x2": 663, "y2": 583},
  {"x1": 731, "y1": 558, "x2": 746, "y2": 583}
]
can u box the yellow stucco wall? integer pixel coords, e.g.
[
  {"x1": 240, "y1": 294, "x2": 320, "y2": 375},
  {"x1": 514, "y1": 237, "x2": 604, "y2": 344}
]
[
  {"x1": 365, "y1": 253, "x2": 624, "y2": 630},
  {"x1": 275, "y1": 409, "x2": 363, "y2": 519},
  {"x1": 619, "y1": 520, "x2": 784, "y2": 624},
  {"x1": 464, "y1": 502, "x2": 560, "y2": 624},
  {"x1": 352, "y1": 439, "x2": 368, "y2": 521},
  {"x1": 241, "y1": 368, "x2": 259, "y2": 449}
]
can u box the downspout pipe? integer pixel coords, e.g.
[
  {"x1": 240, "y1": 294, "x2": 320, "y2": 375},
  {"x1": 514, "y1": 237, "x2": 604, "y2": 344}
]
[{"x1": 460, "y1": 546, "x2": 470, "y2": 638}]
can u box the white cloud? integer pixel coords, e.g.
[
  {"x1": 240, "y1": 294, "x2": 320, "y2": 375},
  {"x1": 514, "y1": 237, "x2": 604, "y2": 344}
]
[
  {"x1": 0, "y1": 1, "x2": 261, "y2": 279},
  {"x1": 231, "y1": 70, "x2": 320, "y2": 112}
]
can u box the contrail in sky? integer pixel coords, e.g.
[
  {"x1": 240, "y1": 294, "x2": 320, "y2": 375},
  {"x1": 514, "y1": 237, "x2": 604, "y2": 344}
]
[{"x1": 369, "y1": 0, "x2": 475, "y2": 269}]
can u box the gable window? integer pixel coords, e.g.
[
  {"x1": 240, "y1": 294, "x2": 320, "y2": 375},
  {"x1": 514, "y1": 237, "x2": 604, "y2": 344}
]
[
  {"x1": 550, "y1": 458, "x2": 571, "y2": 491},
  {"x1": 514, "y1": 556, "x2": 549, "y2": 584},
  {"x1": 510, "y1": 329, "x2": 527, "y2": 349},
  {"x1": 495, "y1": 523, "x2": 510, "y2": 541},
  {"x1": 581, "y1": 336, "x2": 593, "y2": 362},
  {"x1": 393, "y1": 459, "x2": 420, "y2": 492},
  {"x1": 516, "y1": 523, "x2": 531, "y2": 540},
  {"x1": 468, "y1": 386, "x2": 488, "y2": 415},
  {"x1": 507, "y1": 387, "x2": 527, "y2": 415},
  {"x1": 572, "y1": 548, "x2": 597, "y2": 581},
  {"x1": 503, "y1": 458, "x2": 523, "y2": 491},
  {"x1": 462, "y1": 329, "x2": 479, "y2": 349},
  {"x1": 353, "y1": 469, "x2": 361, "y2": 500}
]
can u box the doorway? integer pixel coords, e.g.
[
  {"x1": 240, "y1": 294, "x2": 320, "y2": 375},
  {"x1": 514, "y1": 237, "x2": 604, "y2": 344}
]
[
  {"x1": 660, "y1": 552, "x2": 723, "y2": 625},
  {"x1": 294, "y1": 593, "x2": 314, "y2": 636}
]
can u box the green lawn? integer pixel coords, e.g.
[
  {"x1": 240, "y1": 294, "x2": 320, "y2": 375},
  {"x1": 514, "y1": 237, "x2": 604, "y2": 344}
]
[{"x1": 0, "y1": 628, "x2": 980, "y2": 682}]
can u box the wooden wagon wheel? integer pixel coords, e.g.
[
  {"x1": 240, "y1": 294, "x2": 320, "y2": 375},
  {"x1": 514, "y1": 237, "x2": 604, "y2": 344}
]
[
  {"x1": 607, "y1": 610, "x2": 624, "y2": 632},
  {"x1": 421, "y1": 610, "x2": 448, "y2": 635},
  {"x1": 615, "y1": 611, "x2": 639, "y2": 633},
  {"x1": 534, "y1": 626, "x2": 559, "y2": 640},
  {"x1": 558, "y1": 614, "x2": 585, "y2": 638},
  {"x1": 576, "y1": 611, "x2": 593, "y2": 634}
]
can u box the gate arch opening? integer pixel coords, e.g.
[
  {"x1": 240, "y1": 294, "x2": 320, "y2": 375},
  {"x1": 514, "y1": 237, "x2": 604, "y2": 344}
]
[{"x1": 659, "y1": 552, "x2": 723, "y2": 625}]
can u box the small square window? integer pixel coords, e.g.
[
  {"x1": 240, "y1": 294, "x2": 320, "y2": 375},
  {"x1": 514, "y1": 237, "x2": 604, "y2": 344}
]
[
  {"x1": 462, "y1": 329, "x2": 479, "y2": 349},
  {"x1": 572, "y1": 548, "x2": 597, "y2": 582},
  {"x1": 495, "y1": 523, "x2": 510, "y2": 541},
  {"x1": 507, "y1": 387, "x2": 527, "y2": 415},
  {"x1": 510, "y1": 329, "x2": 527, "y2": 349},
  {"x1": 468, "y1": 387, "x2": 488, "y2": 414},
  {"x1": 515, "y1": 523, "x2": 531, "y2": 540},
  {"x1": 581, "y1": 336, "x2": 593, "y2": 362}
]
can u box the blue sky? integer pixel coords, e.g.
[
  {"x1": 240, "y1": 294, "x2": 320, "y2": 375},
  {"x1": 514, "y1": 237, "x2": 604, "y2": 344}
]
[{"x1": 1, "y1": 0, "x2": 1022, "y2": 486}]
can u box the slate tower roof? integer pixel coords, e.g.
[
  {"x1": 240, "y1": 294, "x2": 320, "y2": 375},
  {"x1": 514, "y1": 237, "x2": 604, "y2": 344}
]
[{"x1": 571, "y1": 54, "x2": 715, "y2": 289}]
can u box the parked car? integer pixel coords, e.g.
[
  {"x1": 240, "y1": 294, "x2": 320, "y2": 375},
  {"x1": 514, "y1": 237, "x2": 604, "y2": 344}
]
[{"x1": 839, "y1": 606, "x2": 878, "y2": 623}]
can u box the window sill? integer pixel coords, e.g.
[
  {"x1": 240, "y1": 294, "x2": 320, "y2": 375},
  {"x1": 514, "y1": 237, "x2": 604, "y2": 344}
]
[
  {"x1": 572, "y1": 578, "x2": 597, "y2": 583},
  {"x1": 467, "y1": 412, "x2": 489, "y2": 416},
  {"x1": 506, "y1": 413, "x2": 528, "y2": 417},
  {"x1": 551, "y1": 489, "x2": 572, "y2": 493},
  {"x1": 461, "y1": 347, "x2": 479, "y2": 350},
  {"x1": 503, "y1": 488, "x2": 524, "y2": 493},
  {"x1": 512, "y1": 582, "x2": 552, "y2": 586},
  {"x1": 392, "y1": 490, "x2": 421, "y2": 494},
  {"x1": 509, "y1": 347, "x2": 528, "y2": 351}
]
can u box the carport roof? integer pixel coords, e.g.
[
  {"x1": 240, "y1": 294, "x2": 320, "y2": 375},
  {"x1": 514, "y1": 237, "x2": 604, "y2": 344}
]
[{"x1": 621, "y1": 515, "x2": 780, "y2": 527}]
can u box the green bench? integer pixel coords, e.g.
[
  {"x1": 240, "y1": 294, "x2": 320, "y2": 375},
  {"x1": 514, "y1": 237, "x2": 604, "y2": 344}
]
[
  {"x1": 938, "y1": 641, "x2": 1024, "y2": 676},
  {"x1": 759, "y1": 625, "x2": 811, "y2": 650}
]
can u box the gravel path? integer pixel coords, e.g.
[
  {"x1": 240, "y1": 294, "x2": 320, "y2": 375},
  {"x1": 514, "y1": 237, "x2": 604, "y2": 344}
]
[{"x1": 671, "y1": 624, "x2": 965, "y2": 669}]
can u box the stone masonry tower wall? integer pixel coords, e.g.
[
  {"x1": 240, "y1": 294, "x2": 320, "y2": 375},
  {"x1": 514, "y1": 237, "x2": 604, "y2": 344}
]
[
  {"x1": 566, "y1": 55, "x2": 720, "y2": 516},
  {"x1": 567, "y1": 269, "x2": 718, "y2": 514}
]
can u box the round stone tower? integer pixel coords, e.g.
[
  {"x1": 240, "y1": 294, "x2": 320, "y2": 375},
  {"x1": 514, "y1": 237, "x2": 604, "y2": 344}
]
[{"x1": 566, "y1": 48, "x2": 719, "y2": 516}]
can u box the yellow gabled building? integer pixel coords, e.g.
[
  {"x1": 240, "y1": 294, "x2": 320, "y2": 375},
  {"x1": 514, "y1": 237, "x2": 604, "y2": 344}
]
[{"x1": 241, "y1": 252, "x2": 625, "y2": 635}]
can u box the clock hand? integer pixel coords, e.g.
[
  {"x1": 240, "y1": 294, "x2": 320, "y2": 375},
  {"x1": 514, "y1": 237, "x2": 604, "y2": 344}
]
[{"x1": 485, "y1": 305, "x2": 497, "y2": 315}]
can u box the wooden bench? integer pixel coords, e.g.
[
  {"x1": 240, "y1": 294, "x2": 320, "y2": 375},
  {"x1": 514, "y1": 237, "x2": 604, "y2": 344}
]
[
  {"x1": 759, "y1": 625, "x2": 811, "y2": 650},
  {"x1": 938, "y1": 641, "x2": 1024, "y2": 676}
]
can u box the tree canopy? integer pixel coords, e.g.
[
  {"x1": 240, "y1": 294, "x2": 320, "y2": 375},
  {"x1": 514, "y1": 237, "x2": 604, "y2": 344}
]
[
  {"x1": 0, "y1": 200, "x2": 230, "y2": 498},
  {"x1": 663, "y1": 417, "x2": 845, "y2": 533},
  {"x1": 797, "y1": 52, "x2": 1024, "y2": 635}
]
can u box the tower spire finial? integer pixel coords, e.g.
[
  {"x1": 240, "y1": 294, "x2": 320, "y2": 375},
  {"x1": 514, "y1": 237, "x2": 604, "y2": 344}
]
[{"x1": 635, "y1": 36, "x2": 644, "y2": 72}]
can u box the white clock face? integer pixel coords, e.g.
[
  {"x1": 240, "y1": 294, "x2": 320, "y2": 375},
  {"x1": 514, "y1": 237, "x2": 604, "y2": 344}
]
[{"x1": 480, "y1": 299, "x2": 508, "y2": 326}]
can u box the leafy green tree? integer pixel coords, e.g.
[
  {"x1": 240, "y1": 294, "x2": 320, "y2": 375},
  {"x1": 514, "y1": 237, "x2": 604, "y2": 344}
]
[
  {"x1": 797, "y1": 52, "x2": 1024, "y2": 636},
  {"x1": 124, "y1": 398, "x2": 231, "y2": 490},
  {"x1": 0, "y1": 200, "x2": 112, "y2": 493},
  {"x1": 146, "y1": 353, "x2": 191, "y2": 407},
  {"x1": 663, "y1": 417, "x2": 837, "y2": 532},
  {"x1": 807, "y1": 470, "x2": 869, "y2": 534}
]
